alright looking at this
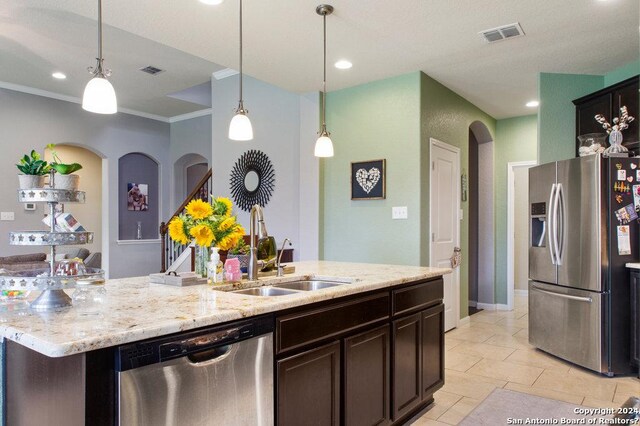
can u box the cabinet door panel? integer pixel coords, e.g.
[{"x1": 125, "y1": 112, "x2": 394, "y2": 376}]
[
  {"x1": 632, "y1": 272, "x2": 640, "y2": 367},
  {"x1": 345, "y1": 325, "x2": 390, "y2": 426},
  {"x1": 422, "y1": 304, "x2": 445, "y2": 397},
  {"x1": 575, "y1": 93, "x2": 612, "y2": 156},
  {"x1": 277, "y1": 341, "x2": 340, "y2": 426},
  {"x1": 392, "y1": 313, "x2": 421, "y2": 421},
  {"x1": 613, "y1": 80, "x2": 639, "y2": 149}
]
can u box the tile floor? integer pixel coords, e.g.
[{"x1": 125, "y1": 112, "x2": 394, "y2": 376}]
[{"x1": 411, "y1": 295, "x2": 640, "y2": 425}]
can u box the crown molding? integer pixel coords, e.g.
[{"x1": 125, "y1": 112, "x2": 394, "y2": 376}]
[
  {"x1": 0, "y1": 81, "x2": 171, "y2": 123},
  {"x1": 168, "y1": 108, "x2": 212, "y2": 123},
  {"x1": 212, "y1": 68, "x2": 239, "y2": 80}
]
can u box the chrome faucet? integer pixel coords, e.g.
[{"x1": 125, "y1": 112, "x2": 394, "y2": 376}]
[
  {"x1": 248, "y1": 204, "x2": 269, "y2": 280},
  {"x1": 276, "y1": 238, "x2": 292, "y2": 277}
]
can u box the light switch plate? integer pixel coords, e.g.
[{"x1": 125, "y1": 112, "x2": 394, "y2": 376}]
[
  {"x1": 1, "y1": 212, "x2": 15, "y2": 221},
  {"x1": 392, "y1": 206, "x2": 408, "y2": 220}
]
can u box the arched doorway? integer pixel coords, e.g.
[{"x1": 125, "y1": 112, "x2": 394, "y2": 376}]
[
  {"x1": 44, "y1": 144, "x2": 104, "y2": 265},
  {"x1": 468, "y1": 121, "x2": 494, "y2": 314},
  {"x1": 173, "y1": 153, "x2": 209, "y2": 209}
]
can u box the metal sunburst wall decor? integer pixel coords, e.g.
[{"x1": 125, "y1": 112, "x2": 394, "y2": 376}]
[{"x1": 229, "y1": 150, "x2": 276, "y2": 212}]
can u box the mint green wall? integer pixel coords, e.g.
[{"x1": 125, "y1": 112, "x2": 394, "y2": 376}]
[
  {"x1": 604, "y1": 60, "x2": 640, "y2": 86},
  {"x1": 538, "y1": 73, "x2": 603, "y2": 164},
  {"x1": 321, "y1": 72, "x2": 422, "y2": 265},
  {"x1": 420, "y1": 73, "x2": 496, "y2": 318},
  {"x1": 494, "y1": 115, "x2": 538, "y2": 304}
]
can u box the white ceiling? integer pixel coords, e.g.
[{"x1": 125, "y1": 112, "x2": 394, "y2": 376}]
[{"x1": 1, "y1": 0, "x2": 638, "y2": 119}]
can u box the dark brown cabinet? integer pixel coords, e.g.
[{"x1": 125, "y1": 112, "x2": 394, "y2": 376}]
[
  {"x1": 573, "y1": 76, "x2": 639, "y2": 156},
  {"x1": 392, "y1": 313, "x2": 422, "y2": 420},
  {"x1": 421, "y1": 304, "x2": 445, "y2": 397},
  {"x1": 277, "y1": 341, "x2": 341, "y2": 426},
  {"x1": 631, "y1": 271, "x2": 640, "y2": 376},
  {"x1": 344, "y1": 325, "x2": 391, "y2": 426},
  {"x1": 275, "y1": 277, "x2": 445, "y2": 426}
]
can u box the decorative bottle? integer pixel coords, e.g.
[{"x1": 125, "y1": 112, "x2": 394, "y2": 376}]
[{"x1": 207, "y1": 247, "x2": 224, "y2": 284}]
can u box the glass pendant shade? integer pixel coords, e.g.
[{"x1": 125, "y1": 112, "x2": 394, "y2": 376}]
[
  {"x1": 82, "y1": 76, "x2": 117, "y2": 114},
  {"x1": 228, "y1": 111, "x2": 253, "y2": 141},
  {"x1": 314, "y1": 133, "x2": 334, "y2": 157}
]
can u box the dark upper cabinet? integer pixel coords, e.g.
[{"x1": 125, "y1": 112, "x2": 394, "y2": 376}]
[
  {"x1": 631, "y1": 271, "x2": 640, "y2": 371},
  {"x1": 574, "y1": 76, "x2": 639, "y2": 156},
  {"x1": 277, "y1": 341, "x2": 341, "y2": 426},
  {"x1": 344, "y1": 325, "x2": 391, "y2": 426}
]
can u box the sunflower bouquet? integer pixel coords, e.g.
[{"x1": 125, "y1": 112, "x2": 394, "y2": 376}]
[{"x1": 168, "y1": 197, "x2": 245, "y2": 251}]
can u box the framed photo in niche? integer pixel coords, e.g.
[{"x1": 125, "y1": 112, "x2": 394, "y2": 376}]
[
  {"x1": 351, "y1": 159, "x2": 386, "y2": 200},
  {"x1": 127, "y1": 183, "x2": 149, "y2": 211}
]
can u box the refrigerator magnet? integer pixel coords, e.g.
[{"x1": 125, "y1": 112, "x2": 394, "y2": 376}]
[
  {"x1": 618, "y1": 169, "x2": 627, "y2": 181},
  {"x1": 636, "y1": 170, "x2": 640, "y2": 181},
  {"x1": 617, "y1": 225, "x2": 632, "y2": 255},
  {"x1": 625, "y1": 204, "x2": 638, "y2": 221},
  {"x1": 633, "y1": 185, "x2": 640, "y2": 209},
  {"x1": 632, "y1": 163, "x2": 638, "y2": 170},
  {"x1": 616, "y1": 194, "x2": 624, "y2": 204},
  {"x1": 616, "y1": 163, "x2": 623, "y2": 170}
]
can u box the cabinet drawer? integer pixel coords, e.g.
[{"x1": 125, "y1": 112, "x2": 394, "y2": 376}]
[
  {"x1": 392, "y1": 279, "x2": 443, "y2": 317},
  {"x1": 277, "y1": 293, "x2": 390, "y2": 354}
]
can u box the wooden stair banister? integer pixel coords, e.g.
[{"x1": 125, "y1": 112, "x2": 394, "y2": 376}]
[{"x1": 159, "y1": 168, "x2": 213, "y2": 272}]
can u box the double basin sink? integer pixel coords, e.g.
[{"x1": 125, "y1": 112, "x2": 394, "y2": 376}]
[{"x1": 232, "y1": 279, "x2": 349, "y2": 296}]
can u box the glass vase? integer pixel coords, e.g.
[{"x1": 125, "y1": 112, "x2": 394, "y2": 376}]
[
  {"x1": 603, "y1": 130, "x2": 628, "y2": 157},
  {"x1": 195, "y1": 245, "x2": 210, "y2": 277}
]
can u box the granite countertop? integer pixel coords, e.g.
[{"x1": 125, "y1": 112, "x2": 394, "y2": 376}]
[
  {"x1": 626, "y1": 263, "x2": 640, "y2": 270},
  {"x1": 0, "y1": 261, "x2": 450, "y2": 358}
]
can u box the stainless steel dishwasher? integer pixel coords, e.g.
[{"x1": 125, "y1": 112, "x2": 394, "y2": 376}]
[{"x1": 116, "y1": 315, "x2": 274, "y2": 426}]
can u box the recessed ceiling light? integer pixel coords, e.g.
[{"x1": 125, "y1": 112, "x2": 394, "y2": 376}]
[
  {"x1": 526, "y1": 100, "x2": 539, "y2": 108},
  {"x1": 52, "y1": 72, "x2": 67, "y2": 80},
  {"x1": 334, "y1": 60, "x2": 352, "y2": 70},
  {"x1": 199, "y1": 0, "x2": 224, "y2": 5}
]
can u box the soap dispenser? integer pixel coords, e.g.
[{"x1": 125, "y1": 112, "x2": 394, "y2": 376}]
[{"x1": 207, "y1": 247, "x2": 224, "y2": 284}]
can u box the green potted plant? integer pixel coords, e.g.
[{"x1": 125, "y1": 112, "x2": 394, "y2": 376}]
[
  {"x1": 227, "y1": 238, "x2": 250, "y2": 272},
  {"x1": 46, "y1": 144, "x2": 83, "y2": 190},
  {"x1": 16, "y1": 150, "x2": 50, "y2": 189}
]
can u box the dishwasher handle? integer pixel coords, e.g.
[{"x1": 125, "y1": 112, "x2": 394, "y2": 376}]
[{"x1": 160, "y1": 328, "x2": 240, "y2": 360}]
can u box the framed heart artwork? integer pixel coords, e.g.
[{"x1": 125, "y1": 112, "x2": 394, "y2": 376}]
[{"x1": 351, "y1": 159, "x2": 386, "y2": 200}]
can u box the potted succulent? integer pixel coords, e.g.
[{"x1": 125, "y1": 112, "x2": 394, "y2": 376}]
[
  {"x1": 227, "y1": 238, "x2": 250, "y2": 272},
  {"x1": 46, "y1": 144, "x2": 83, "y2": 190},
  {"x1": 16, "y1": 150, "x2": 50, "y2": 189}
]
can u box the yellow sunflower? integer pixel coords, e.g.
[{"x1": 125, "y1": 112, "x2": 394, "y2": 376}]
[
  {"x1": 216, "y1": 197, "x2": 233, "y2": 217},
  {"x1": 219, "y1": 216, "x2": 236, "y2": 231},
  {"x1": 189, "y1": 224, "x2": 215, "y2": 247},
  {"x1": 168, "y1": 217, "x2": 189, "y2": 245},
  {"x1": 185, "y1": 199, "x2": 213, "y2": 220}
]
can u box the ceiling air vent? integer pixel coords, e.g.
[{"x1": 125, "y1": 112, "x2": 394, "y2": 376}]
[
  {"x1": 479, "y1": 22, "x2": 525, "y2": 43},
  {"x1": 139, "y1": 65, "x2": 165, "y2": 76}
]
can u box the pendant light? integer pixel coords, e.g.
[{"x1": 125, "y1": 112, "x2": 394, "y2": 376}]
[
  {"x1": 82, "y1": 0, "x2": 117, "y2": 114},
  {"x1": 314, "y1": 4, "x2": 334, "y2": 157},
  {"x1": 228, "y1": 0, "x2": 253, "y2": 141}
]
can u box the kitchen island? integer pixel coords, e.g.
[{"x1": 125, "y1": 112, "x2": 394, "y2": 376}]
[{"x1": 0, "y1": 261, "x2": 450, "y2": 425}]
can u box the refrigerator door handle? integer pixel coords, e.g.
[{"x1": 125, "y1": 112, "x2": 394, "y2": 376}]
[
  {"x1": 548, "y1": 183, "x2": 557, "y2": 265},
  {"x1": 531, "y1": 284, "x2": 593, "y2": 303},
  {"x1": 555, "y1": 183, "x2": 564, "y2": 266}
]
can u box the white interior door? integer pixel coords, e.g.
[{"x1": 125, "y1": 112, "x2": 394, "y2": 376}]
[{"x1": 429, "y1": 138, "x2": 460, "y2": 331}]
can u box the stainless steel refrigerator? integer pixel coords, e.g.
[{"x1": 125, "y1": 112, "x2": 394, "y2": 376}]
[{"x1": 529, "y1": 154, "x2": 637, "y2": 376}]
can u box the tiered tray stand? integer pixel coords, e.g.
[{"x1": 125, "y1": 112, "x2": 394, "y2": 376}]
[{"x1": 2, "y1": 180, "x2": 104, "y2": 311}]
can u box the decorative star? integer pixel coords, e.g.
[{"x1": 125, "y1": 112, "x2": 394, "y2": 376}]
[
  {"x1": 28, "y1": 235, "x2": 36, "y2": 242},
  {"x1": 28, "y1": 191, "x2": 35, "y2": 198}
]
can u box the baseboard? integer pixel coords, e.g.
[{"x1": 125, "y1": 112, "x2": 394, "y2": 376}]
[
  {"x1": 468, "y1": 300, "x2": 477, "y2": 308},
  {"x1": 476, "y1": 302, "x2": 496, "y2": 311},
  {"x1": 458, "y1": 316, "x2": 470, "y2": 326},
  {"x1": 515, "y1": 289, "x2": 529, "y2": 297}
]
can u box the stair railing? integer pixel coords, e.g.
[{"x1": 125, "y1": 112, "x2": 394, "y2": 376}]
[{"x1": 159, "y1": 169, "x2": 212, "y2": 272}]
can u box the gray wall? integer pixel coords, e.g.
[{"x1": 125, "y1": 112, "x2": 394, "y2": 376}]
[
  {"x1": 0, "y1": 88, "x2": 170, "y2": 278},
  {"x1": 211, "y1": 75, "x2": 304, "y2": 257},
  {"x1": 170, "y1": 114, "x2": 212, "y2": 210},
  {"x1": 118, "y1": 153, "x2": 160, "y2": 240}
]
